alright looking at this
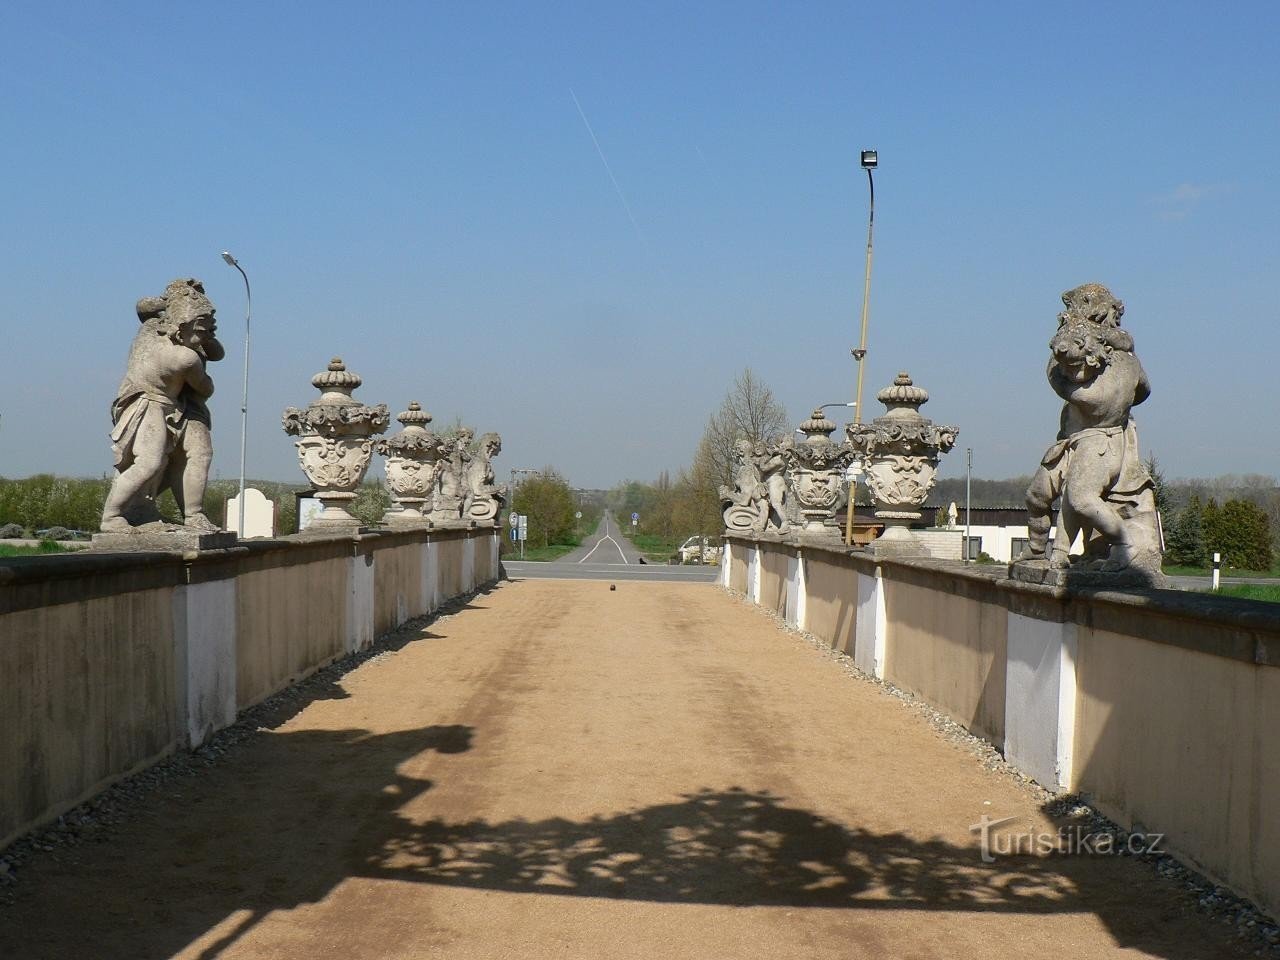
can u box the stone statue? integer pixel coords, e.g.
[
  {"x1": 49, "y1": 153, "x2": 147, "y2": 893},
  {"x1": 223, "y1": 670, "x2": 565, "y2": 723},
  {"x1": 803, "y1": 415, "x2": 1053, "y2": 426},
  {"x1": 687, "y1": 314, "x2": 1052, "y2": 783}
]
[
  {"x1": 947, "y1": 502, "x2": 959, "y2": 528},
  {"x1": 719, "y1": 438, "x2": 769, "y2": 533},
  {"x1": 429, "y1": 432, "x2": 472, "y2": 524},
  {"x1": 463, "y1": 432, "x2": 507, "y2": 525},
  {"x1": 1015, "y1": 284, "x2": 1165, "y2": 586},
  {"x1": 755, "y1": 439, "x2": 792, "y2": 535},
  {"x1": 101, "y1": 278, "x2": 224, "y2": 533}
]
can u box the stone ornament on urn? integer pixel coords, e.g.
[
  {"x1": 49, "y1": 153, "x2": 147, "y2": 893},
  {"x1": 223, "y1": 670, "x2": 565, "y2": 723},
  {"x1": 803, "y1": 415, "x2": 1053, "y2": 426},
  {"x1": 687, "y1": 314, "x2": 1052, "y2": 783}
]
[
  {"x1": 846, "y1": 372, "x2": 957, "y2": 556},
  {"x1": 377, "y1": 401, "x2": 445, "y2": 525},
  {"x1": 782, "y1": 409, "x2": 855, "y2": 536},
  {"x1": 282, "y1": 358, "x2": 389, "y2": 527}
]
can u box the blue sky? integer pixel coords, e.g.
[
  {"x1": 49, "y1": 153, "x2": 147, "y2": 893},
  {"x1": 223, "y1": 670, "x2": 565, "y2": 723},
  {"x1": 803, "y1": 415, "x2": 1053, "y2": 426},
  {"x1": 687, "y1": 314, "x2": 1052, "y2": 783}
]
[{"x1": 2, "y1": 1, "x2": 1277, "y2": 489}]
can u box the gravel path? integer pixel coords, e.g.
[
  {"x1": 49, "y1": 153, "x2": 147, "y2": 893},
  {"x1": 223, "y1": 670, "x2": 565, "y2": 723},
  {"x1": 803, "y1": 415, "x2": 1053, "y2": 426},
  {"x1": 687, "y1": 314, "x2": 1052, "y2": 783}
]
[{"x1": 0, "y1": 580, "x2": 1269, "y2": 959}]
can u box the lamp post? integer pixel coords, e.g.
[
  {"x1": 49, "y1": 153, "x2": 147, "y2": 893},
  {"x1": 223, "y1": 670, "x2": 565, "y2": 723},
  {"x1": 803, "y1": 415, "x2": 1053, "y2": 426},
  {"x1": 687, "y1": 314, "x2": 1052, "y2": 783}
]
[
  {"x1": 221, "y1": 251, "x2": 251, "y2": 539},
  {"x1": 845, "y1": 148, "x2": 877, "y2": 546}
]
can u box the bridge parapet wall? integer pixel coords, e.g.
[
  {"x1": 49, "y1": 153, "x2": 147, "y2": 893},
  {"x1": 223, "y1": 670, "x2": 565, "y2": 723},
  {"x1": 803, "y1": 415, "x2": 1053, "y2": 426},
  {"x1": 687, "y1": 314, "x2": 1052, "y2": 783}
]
[
  {"x1": 0, "y1": 526, "x2": 500, "y2": 850},
  {"x1": 725, "y1": 533, "x2": 1280, "y2": 921}
]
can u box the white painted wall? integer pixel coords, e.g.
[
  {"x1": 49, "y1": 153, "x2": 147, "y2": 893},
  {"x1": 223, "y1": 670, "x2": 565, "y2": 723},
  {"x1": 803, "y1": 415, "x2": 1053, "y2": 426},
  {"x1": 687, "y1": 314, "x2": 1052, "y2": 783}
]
[
  {"x1": 854, "y1": 569, "x2": 886, "y2": 678},
  {"x1": 346, "y1": 552, "x2": 376, "y2": 653},
  {"x1": 1003, "y1": 612, "x2": 1078, "y2": 790},
  {"x1": 172, "y1": 580, "x2": 237, "y2": 749},
  {"x1": 462, "y1": 535, "x2": 476, "y2": 594}
]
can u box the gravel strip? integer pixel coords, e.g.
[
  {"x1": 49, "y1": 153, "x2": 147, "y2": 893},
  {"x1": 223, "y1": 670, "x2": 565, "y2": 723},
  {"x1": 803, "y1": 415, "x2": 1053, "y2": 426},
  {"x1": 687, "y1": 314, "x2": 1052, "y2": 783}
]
[
  {"x1": 0, "y1": 584, "x2": 499, "y2": 906},
  {"x1": 726, "y1": 588, "x2": 1280, "y2": 957}
]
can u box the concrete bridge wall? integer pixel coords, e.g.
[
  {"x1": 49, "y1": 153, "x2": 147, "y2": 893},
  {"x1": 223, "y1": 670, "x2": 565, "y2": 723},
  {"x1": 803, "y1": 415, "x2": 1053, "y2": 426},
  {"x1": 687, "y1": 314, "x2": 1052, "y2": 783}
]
[
  {"x1": 724, "y1": 534, "x2": 1280, "y2": 921},
  {"x1": 0, "y1": 526, "x2": 500, "y2": 850}
]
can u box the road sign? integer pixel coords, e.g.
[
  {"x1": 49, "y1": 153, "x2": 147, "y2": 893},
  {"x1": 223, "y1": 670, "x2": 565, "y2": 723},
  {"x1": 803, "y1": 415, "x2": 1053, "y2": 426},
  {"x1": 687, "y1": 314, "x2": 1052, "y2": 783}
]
[
  {"x1": 509, "y1": 527, "x2": 517, "y2": 542},
  {"x1": 509, "y1": 511, "x2": 518, "y2": 527},
  {"x1": 631, "y1": 512, "x2": 639, "y2": 521},
  {"x1": 632, "y1": 519, "x2": 637, "y2": 528},
  {"x1": 575, "y1": 511, "x2": 582, "y2": 520},
  {"x1": 518, "y1": 515, "x2": 528, "y2": 541}
]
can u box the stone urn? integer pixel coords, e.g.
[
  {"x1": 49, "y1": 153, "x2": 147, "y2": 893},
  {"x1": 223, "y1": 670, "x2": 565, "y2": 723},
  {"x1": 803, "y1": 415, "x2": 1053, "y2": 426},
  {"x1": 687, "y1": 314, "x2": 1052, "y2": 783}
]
[
  {"x1": 282, "y1": 358, "x2": 390, "y2": 527},
  {"x1": 846, "y1": 372, "x2": 957, "y2": 556},
  {"x1": 377, "y1": 401, "x2": 444, "y2": 524},
  {"x1": 782, "y1": 409, "x2": 855, "y2": 536}
]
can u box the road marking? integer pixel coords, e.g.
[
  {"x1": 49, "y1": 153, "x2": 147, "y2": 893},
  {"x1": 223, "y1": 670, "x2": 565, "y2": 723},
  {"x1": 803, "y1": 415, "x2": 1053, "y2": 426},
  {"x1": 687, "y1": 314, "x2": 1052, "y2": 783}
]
[{"x1": 578, "y1": 513, "x2": 630, "y2": 564}]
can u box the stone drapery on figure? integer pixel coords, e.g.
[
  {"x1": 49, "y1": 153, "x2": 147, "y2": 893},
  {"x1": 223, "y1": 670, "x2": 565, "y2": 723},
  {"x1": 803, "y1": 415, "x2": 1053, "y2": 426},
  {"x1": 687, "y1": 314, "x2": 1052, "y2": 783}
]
[{"x1": 100, "y1": 278, "x2": 224, "y2": 533}]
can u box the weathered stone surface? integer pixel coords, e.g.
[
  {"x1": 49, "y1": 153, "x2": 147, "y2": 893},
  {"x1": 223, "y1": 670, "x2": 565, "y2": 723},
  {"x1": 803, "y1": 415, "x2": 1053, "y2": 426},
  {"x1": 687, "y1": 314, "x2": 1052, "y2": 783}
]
[
  {"x1": 100, "y1": 279, "x2": 225, "y2": 536},
  {"x1": 377, "y1": 402, "x2": 445, "y2": 525},
  {"x1": 463, "y1": 432, "x2": 506, "y2": 526},
  {"x1": 90, "y1": 528, "x2": 236, "y2": 552},
  {"x1": 846, "y1": 373, "x2": 958, "y2": 557},
  {"x1": 282, "y1": 358, "x2": 389, "y2": 527},
  {"x1": 720, "y1": 439, "x2": 794, "y2": 535},
  {"x1": 781, "y1": 410, "x2": 854, "y2": 537},
  {"x1": 1012, "y1": 284, "x2": 1166, "y2": 587}
]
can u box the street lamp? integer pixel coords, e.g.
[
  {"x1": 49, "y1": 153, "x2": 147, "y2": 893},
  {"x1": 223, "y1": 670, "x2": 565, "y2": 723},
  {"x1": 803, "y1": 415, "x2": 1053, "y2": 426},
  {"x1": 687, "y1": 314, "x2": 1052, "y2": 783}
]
[
  {"x1": 845, "y1": 148, "x2": 878, "y2": 546},
  {"x1": 220, "y1": 251, "x2": 251, "y2": 539}
]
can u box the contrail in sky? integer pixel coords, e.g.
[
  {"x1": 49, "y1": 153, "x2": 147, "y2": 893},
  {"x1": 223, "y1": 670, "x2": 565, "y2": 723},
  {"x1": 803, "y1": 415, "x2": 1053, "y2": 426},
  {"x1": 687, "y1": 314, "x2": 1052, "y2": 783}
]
[{"x1": 569, "y1": 87, "x2": 653, "y2": 256}]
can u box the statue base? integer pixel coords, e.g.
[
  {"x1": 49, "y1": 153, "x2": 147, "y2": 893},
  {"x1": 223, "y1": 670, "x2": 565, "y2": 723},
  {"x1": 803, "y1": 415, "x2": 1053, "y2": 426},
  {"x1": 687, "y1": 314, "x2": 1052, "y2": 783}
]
[
  {"x1": 1008, "y1": 558, "x2": 1168, "y2": 590},
  {"x1": 90, "y1": 529, "x2": 237, "y2": 552},
  {"x1": 864, "y1": 516, "x2": 925, "y2": 558}
]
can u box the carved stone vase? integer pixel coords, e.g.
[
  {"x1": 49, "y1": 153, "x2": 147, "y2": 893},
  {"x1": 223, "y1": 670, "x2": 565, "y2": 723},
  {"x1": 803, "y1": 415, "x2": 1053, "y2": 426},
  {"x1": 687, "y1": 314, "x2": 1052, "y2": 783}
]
[
  {"x1": 783, "y1": 409, "x2": 855, "y2": 536},
  {"x1": 282, "y1": 358, "x2": 389, "y2": 527},
  {"x1": 377, "y1": 401, "x2": 443, "y2": 525},
  {"x1": 846, "y1": 373, "x2": 957, "y2": 556}
]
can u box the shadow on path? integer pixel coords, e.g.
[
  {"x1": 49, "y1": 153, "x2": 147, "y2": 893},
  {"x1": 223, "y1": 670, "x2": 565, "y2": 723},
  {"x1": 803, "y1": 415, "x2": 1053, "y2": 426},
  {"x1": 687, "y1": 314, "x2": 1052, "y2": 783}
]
[{"x1": 0, "y1": 738, "x2": 1245, "y2": 960}]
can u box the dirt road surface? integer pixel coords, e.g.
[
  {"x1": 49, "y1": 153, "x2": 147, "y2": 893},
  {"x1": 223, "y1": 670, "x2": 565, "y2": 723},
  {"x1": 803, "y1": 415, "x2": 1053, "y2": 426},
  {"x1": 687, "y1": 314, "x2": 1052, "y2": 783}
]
[{"x1": 0, "y1": 580, "x2": 1255, "y2": 959}]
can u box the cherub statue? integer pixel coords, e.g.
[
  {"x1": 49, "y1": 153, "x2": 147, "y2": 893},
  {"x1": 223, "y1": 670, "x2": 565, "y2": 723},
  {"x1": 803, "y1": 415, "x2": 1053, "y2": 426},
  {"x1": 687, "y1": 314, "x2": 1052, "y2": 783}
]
[
  {"x1": 1019, "y1": 284, "x2": 1162, "y2": 580},
  {"x1": 754, "y1": 439, "x2": 792, "y2": 535},
  {"x1": 101, "y1": 278, "x2": 224, "y2": 532},
  {"x1": 464, "y1": 432, "x2": 507, "y2": 524},
  {"x1": 430, "y1": 433, "x2": 471, "y2": 522}
]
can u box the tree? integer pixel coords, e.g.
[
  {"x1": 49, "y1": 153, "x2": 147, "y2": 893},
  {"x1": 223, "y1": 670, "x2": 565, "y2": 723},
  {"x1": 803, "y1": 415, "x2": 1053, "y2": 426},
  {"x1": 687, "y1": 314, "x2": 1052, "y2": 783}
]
[
  {"x1": 513, "y1": 469, "x2": 576, "y2": 548},
  {"x1": 1145, "y1": 453, "x2": 1172, "y2": 522},
  {"x1": 1165, "y1": 494, "x2": 1205, "y2": 566},
  {"x1": 1204, "y1": 497, "x2": 1272, "y2": 571},
  {"x1": 694, "y1": 368, "x2": 790, "y2": 491}
]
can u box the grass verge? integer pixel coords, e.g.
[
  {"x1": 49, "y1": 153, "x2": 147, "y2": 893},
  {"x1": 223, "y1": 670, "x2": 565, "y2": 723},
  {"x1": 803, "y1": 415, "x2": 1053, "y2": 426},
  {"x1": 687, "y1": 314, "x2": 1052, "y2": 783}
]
[
  {"x1": 0, "y1": 540, "x2": 76, "y2": 557},
  {"x1": 1208, "y1": 584, "x2": 1280, "y2": 603}
]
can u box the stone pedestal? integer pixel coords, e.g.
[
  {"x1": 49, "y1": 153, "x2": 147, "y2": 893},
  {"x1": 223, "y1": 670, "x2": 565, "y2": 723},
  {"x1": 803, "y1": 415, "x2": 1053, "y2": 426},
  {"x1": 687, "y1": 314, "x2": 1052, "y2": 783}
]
[
  {"x1": 1009, "y1": 558, "x2": 1168, "y2": 590},
  {"x1": 90, "y1": 529, "x2": 237, "y2": 552}
]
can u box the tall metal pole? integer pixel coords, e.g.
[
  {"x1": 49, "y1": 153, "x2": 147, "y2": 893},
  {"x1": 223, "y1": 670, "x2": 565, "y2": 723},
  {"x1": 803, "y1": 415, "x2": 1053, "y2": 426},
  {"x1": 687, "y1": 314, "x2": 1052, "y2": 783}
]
[
  {"x1": 845, "y1": 156, "x2": 876, "y2": 545},
  {"x1": 965, "y1": 447, "x2": 973, "y2": 563},
  {"x1": 221, "y1": 252, "x2": 251, "y2": 539}
]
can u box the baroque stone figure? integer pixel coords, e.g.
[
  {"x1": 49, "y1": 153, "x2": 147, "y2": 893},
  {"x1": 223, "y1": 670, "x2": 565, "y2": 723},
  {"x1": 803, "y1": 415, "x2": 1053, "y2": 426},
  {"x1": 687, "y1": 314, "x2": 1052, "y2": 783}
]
[
  {"x1": 846, "y1": 373, "x2": 957, "y2": 556},
  {"x1": 1014, "y1": 284, "x2": 1165, "y2": 586},
  {"x1": 429, "y1": 431, "x2": 472, "y2": 525},
  {"x1": 782, "y1": 410, "x2": 855, "y2": 536},
  {"x1": 719, "y1": 438, "x2": 769, "y2": 533},
  {"x1": 282, "y1": 358, "x2": 389, "y2": 527},
  {"x1": 101, "y1": 278, "x2": 224, "y2": 533},
  {"x1": 378, "y1": 402, "x2": 446, "y2": 524},
  {"x1": 463, "y1": 432, "x2": 507, "y2": 525},
  {"x1": 755, "y1": 439, "x2": 793, "y2": 535}
]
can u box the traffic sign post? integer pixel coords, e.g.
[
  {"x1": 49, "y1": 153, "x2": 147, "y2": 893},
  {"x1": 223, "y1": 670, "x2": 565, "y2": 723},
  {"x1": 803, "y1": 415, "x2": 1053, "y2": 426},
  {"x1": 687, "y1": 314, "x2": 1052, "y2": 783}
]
[
  {"x1": 517, "y1": 514, "x2": 528, "y2": 559},
  {"x1": 509, "y1": 511, "x2": 519, "y2": 528}
]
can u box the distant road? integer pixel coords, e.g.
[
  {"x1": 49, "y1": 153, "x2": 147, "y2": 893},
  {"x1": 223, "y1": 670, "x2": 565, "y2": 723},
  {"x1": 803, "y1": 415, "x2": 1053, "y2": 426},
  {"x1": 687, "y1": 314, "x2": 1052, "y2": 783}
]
[
  {"x1": 559, "y1": 511, "x2": 645, "y2": 565},
  {"x1": 507, "y1": 511, "x2": 717, "y2": 583}
]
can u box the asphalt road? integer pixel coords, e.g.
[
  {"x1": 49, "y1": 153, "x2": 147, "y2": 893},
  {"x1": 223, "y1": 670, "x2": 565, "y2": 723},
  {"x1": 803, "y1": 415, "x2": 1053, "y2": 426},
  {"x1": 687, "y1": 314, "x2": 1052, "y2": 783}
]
[{"x1": 506, "y1": 511, "x2": 718, "y2": 583}]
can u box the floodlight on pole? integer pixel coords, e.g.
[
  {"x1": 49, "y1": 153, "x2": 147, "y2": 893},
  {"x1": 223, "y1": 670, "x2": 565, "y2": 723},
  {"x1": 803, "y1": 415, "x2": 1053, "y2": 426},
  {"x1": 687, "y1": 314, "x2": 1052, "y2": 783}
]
[
  {"x1": 845, "y1": 148, "x2": 878, "y2": 546},
  {"x1": 221, "y1": 251, "x2": 251, "y2": 540}
]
